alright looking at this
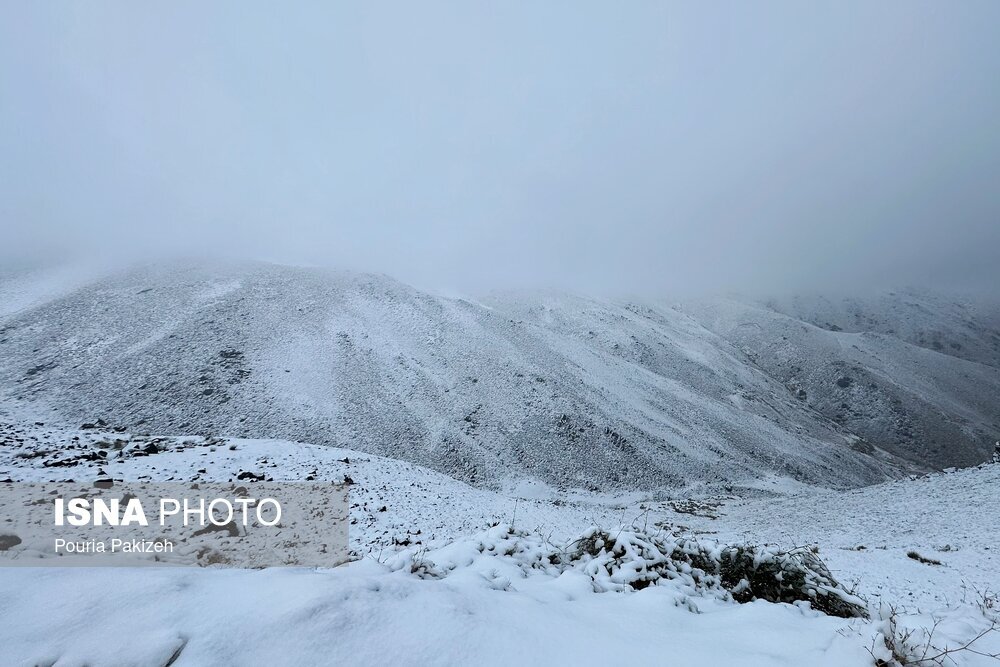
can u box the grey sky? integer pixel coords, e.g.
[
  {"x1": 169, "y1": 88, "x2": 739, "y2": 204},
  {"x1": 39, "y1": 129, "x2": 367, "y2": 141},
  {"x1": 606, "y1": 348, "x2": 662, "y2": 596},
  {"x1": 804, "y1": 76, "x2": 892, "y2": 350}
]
[{"x1": 2, "y1": 1, "x2": 999, "y2": 295}]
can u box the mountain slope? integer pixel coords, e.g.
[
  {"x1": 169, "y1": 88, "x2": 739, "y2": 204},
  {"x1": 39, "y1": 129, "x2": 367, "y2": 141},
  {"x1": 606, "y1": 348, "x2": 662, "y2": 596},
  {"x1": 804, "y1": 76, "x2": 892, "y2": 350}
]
[
  {"x1": 1, "y1": 261, "x2": 994, "y2": 489},
  {"x1": 679, "y1": 295, "x2": 1000, "y2": 469},
  {"x1": 763, "y1": 291, "x2": 1000, "y2": 369}
]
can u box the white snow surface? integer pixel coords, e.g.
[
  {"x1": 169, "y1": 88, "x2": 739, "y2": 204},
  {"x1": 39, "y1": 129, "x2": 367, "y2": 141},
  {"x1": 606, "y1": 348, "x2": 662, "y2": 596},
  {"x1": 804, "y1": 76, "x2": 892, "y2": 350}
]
[{"x1": 0, "y1": 422, "x2": 997, "y2": 666}]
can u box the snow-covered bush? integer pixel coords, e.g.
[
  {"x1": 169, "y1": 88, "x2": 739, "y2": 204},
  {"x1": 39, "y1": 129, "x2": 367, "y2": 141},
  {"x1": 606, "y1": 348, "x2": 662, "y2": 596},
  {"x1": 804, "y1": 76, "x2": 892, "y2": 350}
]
[
  {"x1": 869, "y1": 603, "x2": 1000, "y2": 666},
  {"x1": 389, "y1": 524, "x2": 868, "y2": 618},
  {"x1": 560, "y1": 527, "x2": 867, "y2": 618},
  {"x1": 715, "y1": 543, "x2": 866, "y2": 618}
]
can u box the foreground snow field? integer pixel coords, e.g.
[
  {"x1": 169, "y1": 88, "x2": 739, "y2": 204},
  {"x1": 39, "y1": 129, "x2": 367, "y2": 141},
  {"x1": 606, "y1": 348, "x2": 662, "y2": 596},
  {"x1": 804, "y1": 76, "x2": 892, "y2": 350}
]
[
  {"x1": 0, "y1": 421, "x2": 997, "y2": 665},
  {"x1": 0, "y1": 557, "x2": 882, "y2": 666}
]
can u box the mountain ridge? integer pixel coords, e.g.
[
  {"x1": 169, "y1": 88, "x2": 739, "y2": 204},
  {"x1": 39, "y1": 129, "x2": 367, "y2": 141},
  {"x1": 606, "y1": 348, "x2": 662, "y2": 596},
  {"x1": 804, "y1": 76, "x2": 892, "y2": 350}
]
[{"x1": 0, "y1": 260, "x2": 995, "y2": 490}]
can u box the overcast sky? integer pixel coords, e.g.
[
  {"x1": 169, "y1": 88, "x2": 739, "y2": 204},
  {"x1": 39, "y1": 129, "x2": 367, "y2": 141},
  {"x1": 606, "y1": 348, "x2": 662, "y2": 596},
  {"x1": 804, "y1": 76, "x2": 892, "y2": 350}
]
[{"x1": 2, "y1": 2, "x2": 999, "y2": 295}]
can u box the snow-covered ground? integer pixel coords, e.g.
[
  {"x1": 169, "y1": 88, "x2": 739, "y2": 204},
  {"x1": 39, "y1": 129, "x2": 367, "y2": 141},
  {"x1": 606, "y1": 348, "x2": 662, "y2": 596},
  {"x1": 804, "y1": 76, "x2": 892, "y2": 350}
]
[
  {"x1": 0, "y1": 553, "x2": 883, "y2": 666},
  {"x1": 0, "y1": 420, "x2": 997, "y2": 665}
]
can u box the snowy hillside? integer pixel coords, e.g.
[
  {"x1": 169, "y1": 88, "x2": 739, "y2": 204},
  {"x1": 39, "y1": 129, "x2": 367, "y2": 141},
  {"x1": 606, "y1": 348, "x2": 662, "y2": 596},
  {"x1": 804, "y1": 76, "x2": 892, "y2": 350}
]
[
  {"x1": 682, "y1": 295, "x2": 1000, "y2": 469},
  {"x1": 1, "y1": 261, "x2": 996, "y2": 491},
  {"x1": 764, "y1": 291, "x2": 1000, "y2": 369}
]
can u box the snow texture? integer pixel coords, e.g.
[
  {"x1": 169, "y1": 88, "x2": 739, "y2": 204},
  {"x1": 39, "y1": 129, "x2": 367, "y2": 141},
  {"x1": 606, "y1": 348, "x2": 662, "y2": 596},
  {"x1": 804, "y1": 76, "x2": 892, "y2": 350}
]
[
  {"x1": 5, "y1": 260, "x2": 996, "y2": 491},
  {"x1": 0, "y1": 420, "x2": 997, "y2": 665}
]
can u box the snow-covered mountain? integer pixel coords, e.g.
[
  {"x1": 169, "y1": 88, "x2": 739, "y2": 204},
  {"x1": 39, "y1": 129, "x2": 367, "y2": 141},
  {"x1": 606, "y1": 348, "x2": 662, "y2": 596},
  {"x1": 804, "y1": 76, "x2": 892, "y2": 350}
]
[
  {"x1": 683, "y1": 292, "x2": 1000, "y2": 470},
  {"x1": 1, "y1": 261, "x2": 996, "y2": 490}
]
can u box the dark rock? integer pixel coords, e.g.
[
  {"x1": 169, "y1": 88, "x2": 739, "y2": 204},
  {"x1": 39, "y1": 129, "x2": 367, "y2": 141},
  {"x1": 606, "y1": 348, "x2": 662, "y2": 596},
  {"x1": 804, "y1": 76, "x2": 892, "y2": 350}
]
[
  {"x1": 193, "y1": 521, "x2": 240, "y2": 538},
  {"x1": 25, "y1": 362, "x2": 57, "y2": 377},
  {"x1": 0, "y1": 534, "x2": 22, "y2": 551}
]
